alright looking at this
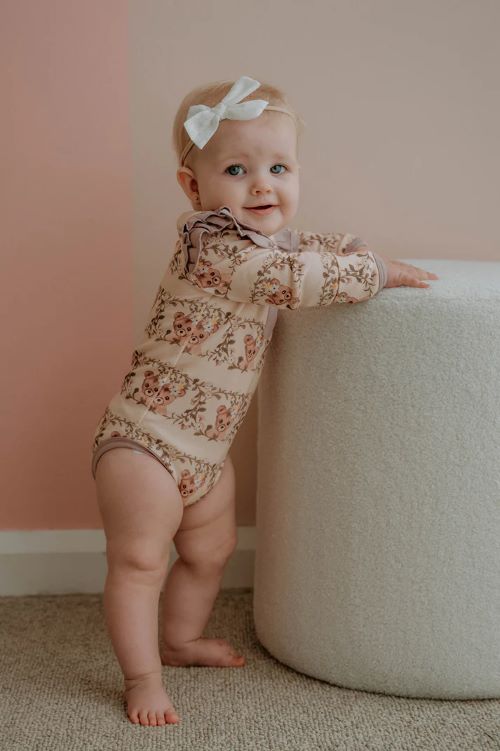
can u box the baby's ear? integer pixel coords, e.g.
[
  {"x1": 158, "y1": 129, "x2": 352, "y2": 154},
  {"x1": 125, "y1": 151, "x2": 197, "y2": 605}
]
[{"x1": 177, "y1": 166, "x2": 198, "y2": 198}]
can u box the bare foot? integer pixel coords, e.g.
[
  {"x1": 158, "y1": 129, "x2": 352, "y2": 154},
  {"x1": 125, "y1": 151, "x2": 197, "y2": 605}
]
[
  {"x1": 124, "y1": 670, "x2": 180, "y2": 726},
  {"x1": 160, "y1": 637, "x2": 246, "y2": 668}
]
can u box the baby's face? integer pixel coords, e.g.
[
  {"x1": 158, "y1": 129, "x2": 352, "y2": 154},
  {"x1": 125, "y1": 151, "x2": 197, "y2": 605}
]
[{"x1": 181, "y1": 111, "x2": 300, "y2": 235}]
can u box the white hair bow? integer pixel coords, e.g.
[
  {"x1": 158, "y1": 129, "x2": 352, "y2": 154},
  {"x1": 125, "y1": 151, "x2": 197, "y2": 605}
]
[{"x1": 183, "y1": 76, "x2": 269, "y2": 150}]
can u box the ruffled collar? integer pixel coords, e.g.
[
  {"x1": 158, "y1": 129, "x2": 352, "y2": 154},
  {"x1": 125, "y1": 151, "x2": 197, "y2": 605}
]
[{"x1": 177, "y1": 206, "x2": 298, "y2": 252}]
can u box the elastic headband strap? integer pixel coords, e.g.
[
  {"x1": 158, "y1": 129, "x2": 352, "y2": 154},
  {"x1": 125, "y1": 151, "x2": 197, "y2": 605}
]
[{"x1": 180, "y1": 105, "x2": 296, "y2": 166}]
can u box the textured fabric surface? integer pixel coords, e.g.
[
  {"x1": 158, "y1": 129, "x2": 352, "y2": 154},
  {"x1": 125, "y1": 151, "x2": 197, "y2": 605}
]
[
  {"x1": 255, "y1": 260, "x2": 500, "y2": 700},
  {"x1": 0, "y1": 589, "x2": 499, "y2": 750}
]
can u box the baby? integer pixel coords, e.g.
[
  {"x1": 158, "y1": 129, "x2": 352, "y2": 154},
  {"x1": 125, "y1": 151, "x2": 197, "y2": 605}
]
[{"x1": 91, "y1": 75, "x2": 438, "y2": 726}]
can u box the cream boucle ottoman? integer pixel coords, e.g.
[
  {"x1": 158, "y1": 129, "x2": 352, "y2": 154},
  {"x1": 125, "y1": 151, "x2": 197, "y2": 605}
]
[{"x1": 253, "y1": 260, "x2": 500, "y2": 700}]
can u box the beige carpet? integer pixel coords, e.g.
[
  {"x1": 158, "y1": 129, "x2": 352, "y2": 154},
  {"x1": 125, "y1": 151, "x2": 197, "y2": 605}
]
[{"x1": 0, "y1": 588, "x2": 498, "y2": 751}]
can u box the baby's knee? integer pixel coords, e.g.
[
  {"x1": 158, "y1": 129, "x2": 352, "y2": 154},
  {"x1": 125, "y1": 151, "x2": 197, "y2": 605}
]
[
  {"x1": 106, "y1": 540, "x2": 171, "y2": 582},
  {"x1": 180, "y1": 532, "x2": 237, "y2": 572}
]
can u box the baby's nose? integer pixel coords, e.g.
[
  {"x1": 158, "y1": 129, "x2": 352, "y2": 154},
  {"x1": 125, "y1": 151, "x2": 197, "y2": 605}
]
[{"x1": 251, "y1": 183, "x2": 272, "y2": 195}]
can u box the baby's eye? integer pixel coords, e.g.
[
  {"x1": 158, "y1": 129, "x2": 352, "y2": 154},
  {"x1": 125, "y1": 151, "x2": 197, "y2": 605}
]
[
  {"x1": 225, "y1": 164, "x2": 245, "y2": 176},
  {"x1": 270, "y1": 164, "x2": 287, "y2": 174}
]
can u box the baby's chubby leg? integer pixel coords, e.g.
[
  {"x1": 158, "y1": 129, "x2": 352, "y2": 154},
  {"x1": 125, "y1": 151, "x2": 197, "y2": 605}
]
[
  {"x1": 160, "y1": 455, "x2": 245, "y2": 668},
  {"x1": 95, "y1": 448, "x2": 184, "y2": 726}
]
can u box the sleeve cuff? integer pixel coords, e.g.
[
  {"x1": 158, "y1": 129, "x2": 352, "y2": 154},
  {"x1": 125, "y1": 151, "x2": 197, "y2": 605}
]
[{"x1": 372, "y1": 252, "x2": 387, "y2": 290}]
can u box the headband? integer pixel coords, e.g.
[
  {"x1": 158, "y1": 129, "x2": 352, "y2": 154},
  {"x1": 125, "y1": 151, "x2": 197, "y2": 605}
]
[{"x1": 180, "y1": 75, "x2": 296, "y2": 166}]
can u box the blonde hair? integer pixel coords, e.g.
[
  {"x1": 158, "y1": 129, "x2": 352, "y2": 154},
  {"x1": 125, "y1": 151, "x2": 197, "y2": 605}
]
[{"x1": 172, "y1": 78, "x2": 305, "y2": 167}]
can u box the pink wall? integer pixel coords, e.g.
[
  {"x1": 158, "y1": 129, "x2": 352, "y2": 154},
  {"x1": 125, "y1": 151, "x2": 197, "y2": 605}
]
[
  {"x1": 2, "y1": 2, "x2": 498, "y2": 531},
  {"x1": 1, "y1": 2, "x2": 133, "y2": 528}
]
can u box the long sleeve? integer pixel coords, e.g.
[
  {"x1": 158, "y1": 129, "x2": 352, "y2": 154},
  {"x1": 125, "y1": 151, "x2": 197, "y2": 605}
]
[
  {"x1": 176, "y1": 206, "x2": 385, "y2": 309},
  {"x1": 292, "y1": 228, "x2": 388, "y2": 290}
]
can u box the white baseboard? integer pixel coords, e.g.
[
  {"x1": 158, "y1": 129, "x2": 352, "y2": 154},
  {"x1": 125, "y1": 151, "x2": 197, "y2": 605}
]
[{"x1": 0, "y1": 527, "x2": 256, "y2": 596}]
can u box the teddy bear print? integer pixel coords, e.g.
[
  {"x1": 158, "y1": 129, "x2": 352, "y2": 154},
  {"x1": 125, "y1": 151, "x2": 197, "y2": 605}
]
[
  {"x1": 178, "y1": 468, "x2": 206, "y2": 503},
  {"x1": 191, "y1": 259, "x2": 231, "y2": 296},
  {"x1": 209, "y1": 404, "x2": 233, "y2": 440},
  {"x1": 133, "y1": 370, "x2": 187, "y2": 415},
  {"x1": 170, "y1": 312, "x2": 194, "y2": 339},
  {"x1": 165, "y1": 312, "x2": 195, "y2": 346},
  {"x1": 166, "y1": 311, "x2": 221, "y2": 354},
  {"x1": 185, "y1": 320, "x2": 209, "y2": 351},
  {"x1": 185, "y1": 318, "x2": 221, "y2": 354},
  {"x1": 198, "y1": 404, "x2": 234, "y2": 441},
  {"x1": 236, "y1": 334, "x2": 262, "y2": 371},
  {"x1": 264, "y1": 277, "x2": 300, "y2": 307}
]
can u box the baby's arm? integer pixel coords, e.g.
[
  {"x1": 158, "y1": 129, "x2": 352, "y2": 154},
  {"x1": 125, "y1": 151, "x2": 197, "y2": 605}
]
[
  {"x1": 294, "y1": 229, "x2": 438, "y2": 290},
  {"x1": 178, "y1": 207, "x2": 384, "y2": 308},
  {"x1": 293, "y1": 229, "x2": 387, "y2": 289}
]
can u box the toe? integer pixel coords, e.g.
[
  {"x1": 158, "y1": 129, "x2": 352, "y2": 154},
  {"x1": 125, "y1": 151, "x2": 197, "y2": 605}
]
[
  {"x1": 166, "y1": 710, "x2": 180, "y2": 724},
  {"x1": 139, "y1": 709, "x2": 149, "y2": 725},
  {"x1": 156, "y1": 713, "x2": 166, "y2": 726},
  {"x1": 148, "y1": 711, "x2": 157, "y2": 726},
  {"x1": 228, "y1": 645, "x2": 245, "y2": 662}
]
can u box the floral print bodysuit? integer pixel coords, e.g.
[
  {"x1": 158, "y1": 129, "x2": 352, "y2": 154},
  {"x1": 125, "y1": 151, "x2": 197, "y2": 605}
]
[{"x1": 91, "y1": 206, "x2": 387, "y2": 506}]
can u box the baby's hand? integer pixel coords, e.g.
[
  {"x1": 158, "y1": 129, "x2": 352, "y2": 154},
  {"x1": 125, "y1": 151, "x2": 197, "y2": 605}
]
[{"x1": 379, "y1": 256, "x2": 439, "y2": 289}]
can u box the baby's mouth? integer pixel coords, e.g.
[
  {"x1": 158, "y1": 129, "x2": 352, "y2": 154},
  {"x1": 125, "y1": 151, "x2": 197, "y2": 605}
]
[{"x1": 245, "y1": 205, "x2": 278, "y2": 215}]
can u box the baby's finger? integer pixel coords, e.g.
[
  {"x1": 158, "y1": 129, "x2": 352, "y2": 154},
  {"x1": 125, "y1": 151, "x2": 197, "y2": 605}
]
[
  {"x1": 402, "y1": 272, "x2": 429, "y2": 288},
  {"x1": 412, "y1": 265, "x2": 439, "y2": 280},
  {"x1": 397, "y1": 264, "x2": 436, "y2": 282}
]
